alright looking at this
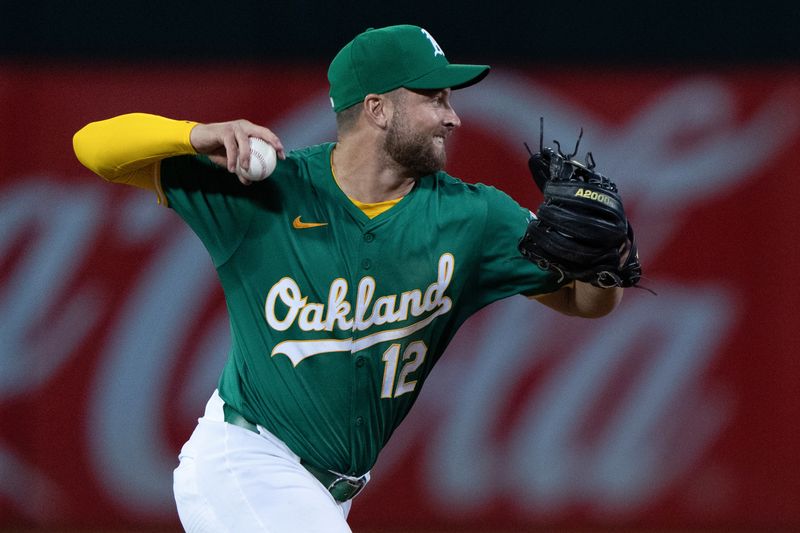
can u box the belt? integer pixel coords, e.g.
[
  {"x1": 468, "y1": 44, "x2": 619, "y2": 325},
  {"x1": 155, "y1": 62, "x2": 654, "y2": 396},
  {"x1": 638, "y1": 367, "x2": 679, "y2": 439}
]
[{"x1": 222, "y1": 404, "x2": 367, "y2": 502}]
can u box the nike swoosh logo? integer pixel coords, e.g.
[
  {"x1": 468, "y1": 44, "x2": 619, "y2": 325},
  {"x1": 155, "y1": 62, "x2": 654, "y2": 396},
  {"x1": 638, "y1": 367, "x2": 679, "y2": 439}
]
[{"x1": 292, "y1": 216, "x2": 328, "y2": 229}]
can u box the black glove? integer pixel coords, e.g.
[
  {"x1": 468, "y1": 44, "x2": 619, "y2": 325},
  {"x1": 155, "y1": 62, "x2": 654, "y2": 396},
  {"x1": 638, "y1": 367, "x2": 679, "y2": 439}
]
[{"x1": 518, "y1": 124, "x2": 643, "y2": 289}]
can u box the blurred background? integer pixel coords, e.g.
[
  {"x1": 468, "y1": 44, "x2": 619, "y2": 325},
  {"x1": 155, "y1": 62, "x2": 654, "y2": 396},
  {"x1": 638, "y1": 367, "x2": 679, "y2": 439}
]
[{"x1": 1, "y1": 1, "x2": 799, "y2": 531}]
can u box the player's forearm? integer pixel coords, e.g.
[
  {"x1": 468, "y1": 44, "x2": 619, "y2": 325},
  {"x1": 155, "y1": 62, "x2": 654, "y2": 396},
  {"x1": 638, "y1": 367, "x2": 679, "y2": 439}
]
[
  {"x1": 570, "y1": 281, "x2": 622, "y2": 317},
  {"x1": 534, "y1": 281, "x2": 622, "y2": 318},
  {"x1": 73, "y1": 113, "x2": 198, "y2": 187}
]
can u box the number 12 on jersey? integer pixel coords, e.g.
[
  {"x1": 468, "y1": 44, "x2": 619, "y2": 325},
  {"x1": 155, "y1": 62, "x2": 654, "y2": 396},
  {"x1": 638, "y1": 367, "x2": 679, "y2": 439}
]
[{"x1": 380, "y1": 341, "x2": 428, "y2": 398}]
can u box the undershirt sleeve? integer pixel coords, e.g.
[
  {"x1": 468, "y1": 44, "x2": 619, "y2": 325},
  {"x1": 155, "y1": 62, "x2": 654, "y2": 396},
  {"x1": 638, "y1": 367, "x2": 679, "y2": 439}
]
[{"x1": 73, "y1": 113, "x2": 198, "y2": 203}]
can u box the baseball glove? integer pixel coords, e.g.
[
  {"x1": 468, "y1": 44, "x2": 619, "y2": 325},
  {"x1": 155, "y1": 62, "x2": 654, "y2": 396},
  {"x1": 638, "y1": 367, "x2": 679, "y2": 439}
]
[{"x1": 518, "y1": 122, "x2": 643, "y2": 289}]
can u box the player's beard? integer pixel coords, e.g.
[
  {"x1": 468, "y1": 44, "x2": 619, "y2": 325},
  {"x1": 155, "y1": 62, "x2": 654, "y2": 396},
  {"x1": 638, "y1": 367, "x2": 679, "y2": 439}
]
[{"x1": 384, "y1": 108, "x2": 447, "y2": 177}]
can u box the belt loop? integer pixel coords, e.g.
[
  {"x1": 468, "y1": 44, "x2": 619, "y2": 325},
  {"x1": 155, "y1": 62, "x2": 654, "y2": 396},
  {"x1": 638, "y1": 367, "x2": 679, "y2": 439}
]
[{"x1": 222, "y1": 403, "x2": 259, "y2": 434}]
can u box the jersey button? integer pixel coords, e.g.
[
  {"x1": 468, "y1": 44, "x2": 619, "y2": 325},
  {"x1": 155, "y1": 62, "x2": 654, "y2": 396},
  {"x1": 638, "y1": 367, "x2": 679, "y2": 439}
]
[
  {"x1": 363, "y1": 233, "x2": 375, "y2": 242},
  {"x1": 356, "y1": 357, "x2": 365, "y2": 368},
  {"x1": 361, "y1": 259, "x2": 372, "y2": 270},
  {"x1": 355, "y1": 416, "x2": 364, "y2": 426}
]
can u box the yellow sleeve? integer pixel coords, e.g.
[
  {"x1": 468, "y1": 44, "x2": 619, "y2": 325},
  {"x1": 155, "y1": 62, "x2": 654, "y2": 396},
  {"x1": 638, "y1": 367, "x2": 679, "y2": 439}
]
[{"x1": 73, "y1": 113, "x2": 198, "y2": 202}]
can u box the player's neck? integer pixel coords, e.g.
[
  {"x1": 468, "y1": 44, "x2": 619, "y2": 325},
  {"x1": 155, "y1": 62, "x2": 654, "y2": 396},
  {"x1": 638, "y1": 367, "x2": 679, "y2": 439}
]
[{"x1": 331, "y1": 140, "x2": 416, "y2": 203}]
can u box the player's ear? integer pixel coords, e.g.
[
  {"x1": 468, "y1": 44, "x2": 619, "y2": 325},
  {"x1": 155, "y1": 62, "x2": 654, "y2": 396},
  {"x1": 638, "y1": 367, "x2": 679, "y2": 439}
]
[{"x1": 364, "y1": 94, "x2": 391, "y2": 129}]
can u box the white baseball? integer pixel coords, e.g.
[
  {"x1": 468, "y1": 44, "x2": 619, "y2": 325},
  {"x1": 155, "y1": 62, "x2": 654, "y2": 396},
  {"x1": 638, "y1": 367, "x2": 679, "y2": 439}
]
[{"x1": 237, "y1": 137, "x2": 277, "y2": 181}]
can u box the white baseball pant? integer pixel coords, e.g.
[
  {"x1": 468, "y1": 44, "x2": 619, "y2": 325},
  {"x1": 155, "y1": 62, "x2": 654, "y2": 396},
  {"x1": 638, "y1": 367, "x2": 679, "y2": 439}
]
[{"x1": 173, "y1": 390, "x2": 364, "y2": 532}]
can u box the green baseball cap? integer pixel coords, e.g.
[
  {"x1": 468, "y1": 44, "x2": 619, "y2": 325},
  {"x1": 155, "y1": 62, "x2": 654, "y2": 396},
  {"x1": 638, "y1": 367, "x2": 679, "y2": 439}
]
[{"x1": 328, "y1": 24, "x2": 490, "y2": 112}]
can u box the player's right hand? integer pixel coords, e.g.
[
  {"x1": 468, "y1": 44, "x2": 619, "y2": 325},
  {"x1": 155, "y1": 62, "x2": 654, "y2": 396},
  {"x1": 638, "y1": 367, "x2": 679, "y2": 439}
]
[{"x1": 189, "y1": 120, "x2": 286, "y2": 184}]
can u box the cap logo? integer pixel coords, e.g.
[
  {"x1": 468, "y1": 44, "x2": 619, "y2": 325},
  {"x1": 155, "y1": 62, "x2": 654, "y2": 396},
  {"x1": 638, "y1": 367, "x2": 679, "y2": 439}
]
[{"x1": 420, "y1": 28, "x2": 445, "y2": 57}]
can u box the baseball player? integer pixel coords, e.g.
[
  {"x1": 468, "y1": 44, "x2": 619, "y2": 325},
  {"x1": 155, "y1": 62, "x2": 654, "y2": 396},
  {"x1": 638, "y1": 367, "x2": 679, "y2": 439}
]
[{"x1": 74, "y1": 24, "x2": 623, "y2": 533}]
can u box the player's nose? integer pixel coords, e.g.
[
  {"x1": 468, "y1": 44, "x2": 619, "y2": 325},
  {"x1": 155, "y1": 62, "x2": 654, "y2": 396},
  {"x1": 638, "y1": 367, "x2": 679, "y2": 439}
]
[{"x1": 443, "y1": 105, "x2": 461, "y2": 129}]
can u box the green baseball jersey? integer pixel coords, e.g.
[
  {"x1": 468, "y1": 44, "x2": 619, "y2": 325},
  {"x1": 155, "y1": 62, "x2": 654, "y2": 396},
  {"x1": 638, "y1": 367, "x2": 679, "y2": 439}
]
[{"x1": 161, "y1": 142, "x2": 561, "y2": 476}]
